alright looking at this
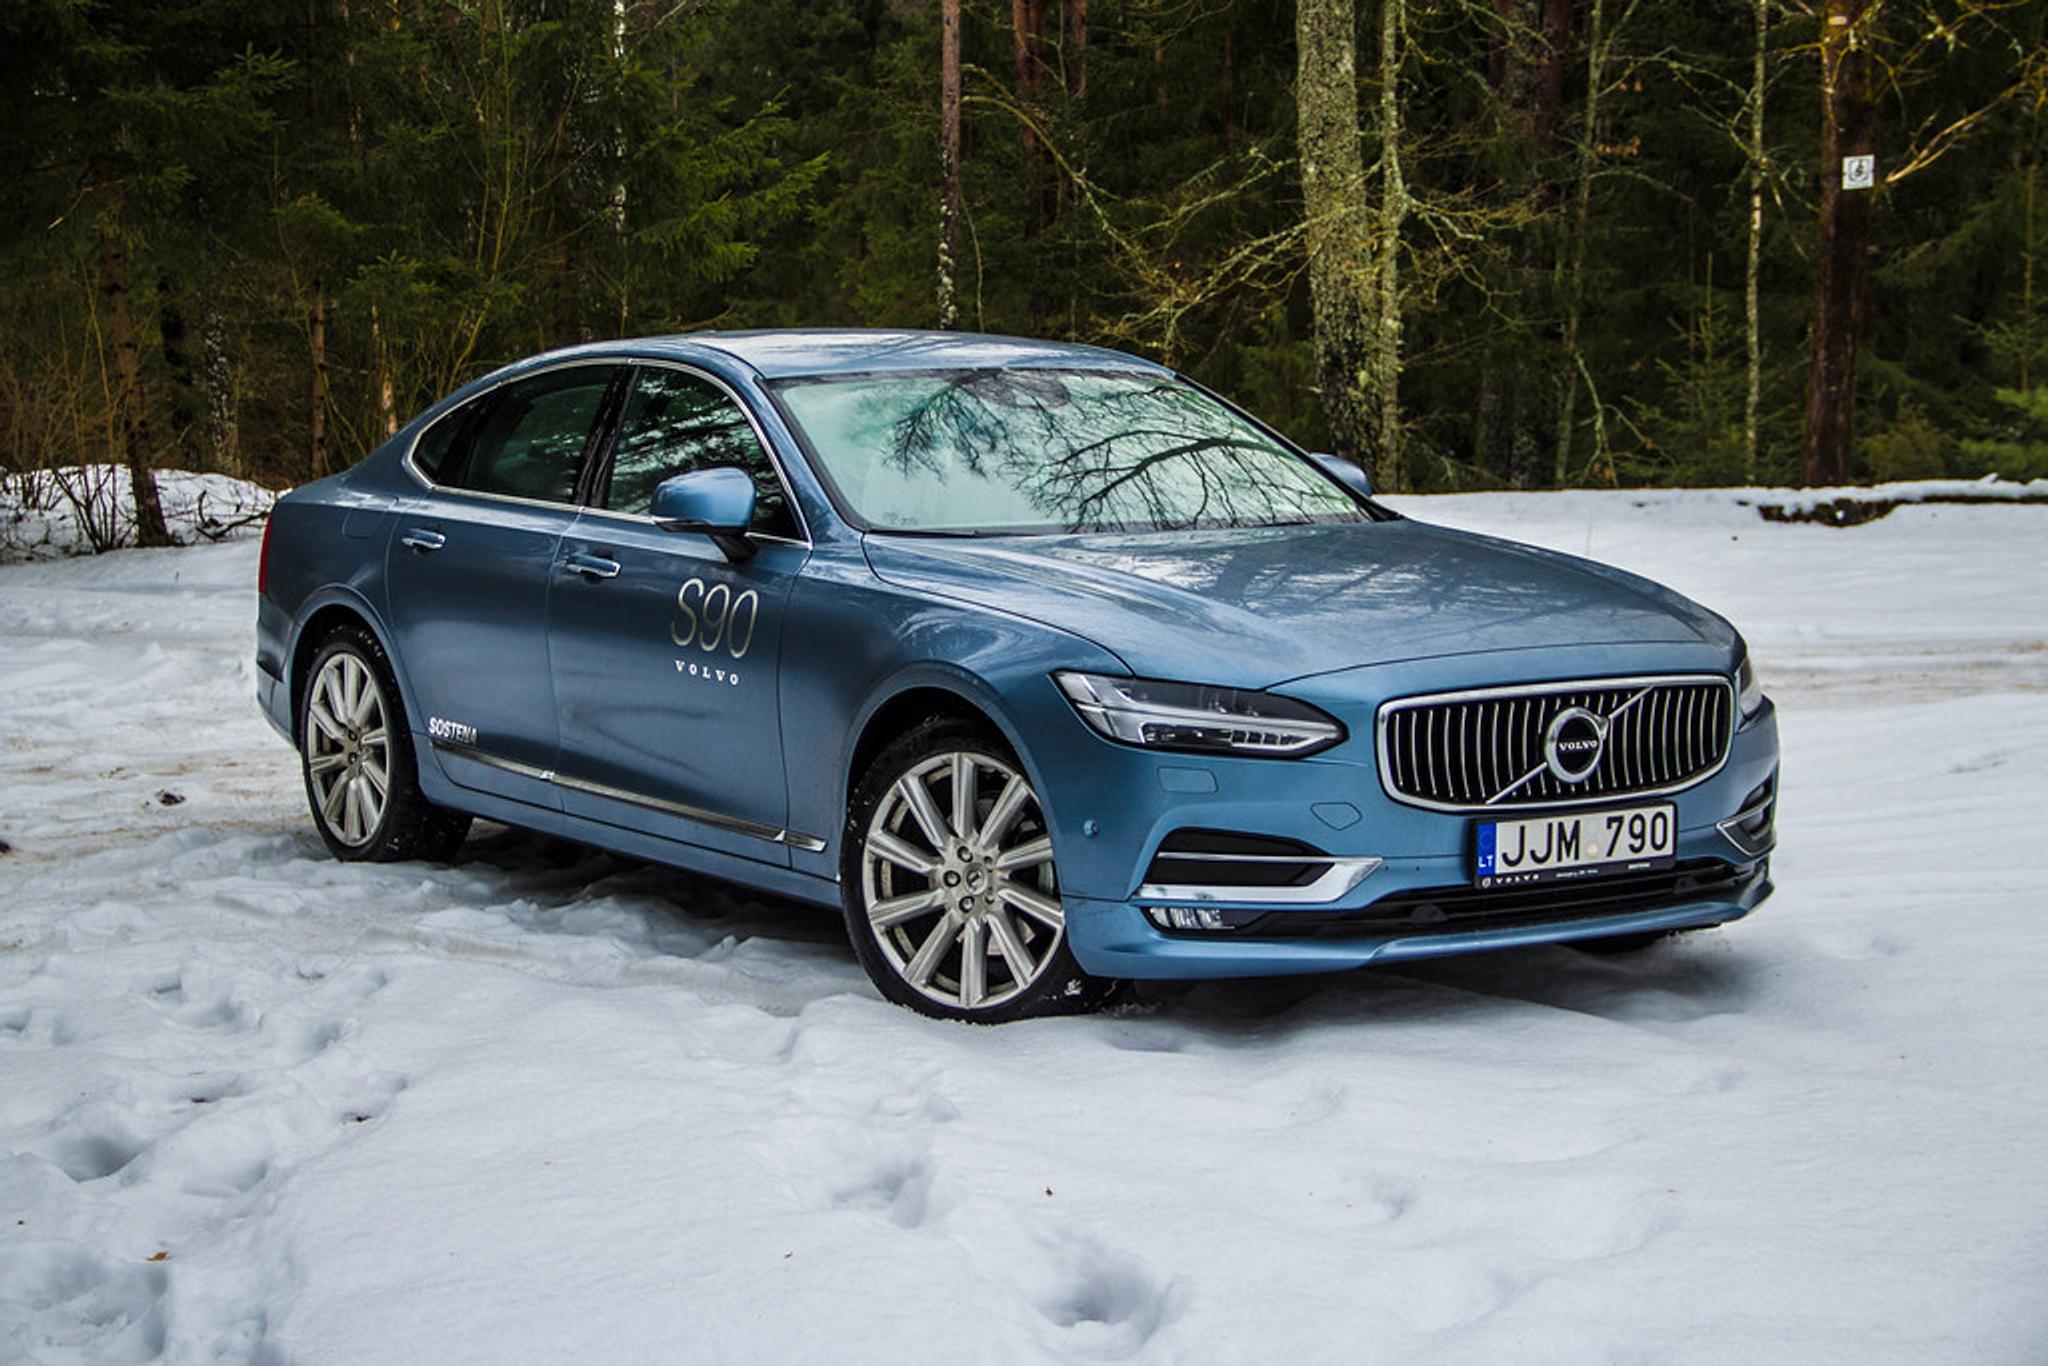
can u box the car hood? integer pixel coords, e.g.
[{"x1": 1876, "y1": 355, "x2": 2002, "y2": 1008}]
[{"x1": 862, "y1": 519, "x2": 1734, "y2": 690}]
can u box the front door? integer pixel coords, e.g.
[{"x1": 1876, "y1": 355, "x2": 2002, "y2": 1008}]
[
  {"x1": 549, "y1": 363, "x2": 813, "y2": 863},
  {"x1": 385, "y1": 363, "x2": 622, "y2": 807}
]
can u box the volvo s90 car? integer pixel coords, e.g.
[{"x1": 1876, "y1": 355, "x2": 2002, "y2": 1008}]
[{"x1": 255, "y1": 330, "x2": 1778, "y2": 1021}]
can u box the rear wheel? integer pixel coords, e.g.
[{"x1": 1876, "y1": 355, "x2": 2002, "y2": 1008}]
[
  {"x1": 299, "y1": 625, "x2": 470, "y2": 863},
  {"x1": 842, "y1": 720, "x2": 1116, "y2": 1022}
]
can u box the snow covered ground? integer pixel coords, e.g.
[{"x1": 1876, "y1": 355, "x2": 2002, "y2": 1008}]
[
  {"x1": 1, "y1": 468, "x2": 275, "y2": 564},
  {"x1": 1, "y1": 488, "x2": 2045, "y2": 1363}
]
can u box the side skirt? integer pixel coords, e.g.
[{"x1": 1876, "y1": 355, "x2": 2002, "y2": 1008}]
[{"x1": 413, "y1": 733, "x2": 844, "y2": 910}]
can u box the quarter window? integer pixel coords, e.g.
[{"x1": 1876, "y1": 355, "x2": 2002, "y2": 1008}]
[
  {"x1": 605, "y1": 368, "x2": 798, "y2": 539},
  {"x1": 446, "y1": 366, "x2": 616, "y2": 504}
]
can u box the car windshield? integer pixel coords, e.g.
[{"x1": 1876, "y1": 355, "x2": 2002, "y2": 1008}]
[{"x1": 769, "y1": 368, "x2": 1366, "y2": 534}]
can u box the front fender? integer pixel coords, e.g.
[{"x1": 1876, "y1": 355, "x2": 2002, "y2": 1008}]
[{"x1": 779, "y1": 544, "x2": 1124, "y2": 882}]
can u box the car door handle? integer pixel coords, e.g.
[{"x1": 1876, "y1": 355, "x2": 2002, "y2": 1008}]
[
  {"x1": 561, "y1": 552, "x2": 621, "y2": 581},
  {"x1": 399, "y1": 528, "x2": 445, "y2": 553}
]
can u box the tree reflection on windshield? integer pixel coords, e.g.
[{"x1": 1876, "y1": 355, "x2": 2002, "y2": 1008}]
[{"x1": 774, "y1": 368, "x2": 1363, "y2": 534}]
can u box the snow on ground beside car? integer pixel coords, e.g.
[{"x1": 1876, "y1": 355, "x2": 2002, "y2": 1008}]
[{"x1": 0, "y1": 487, "x2": 2044, "y2": 1363}]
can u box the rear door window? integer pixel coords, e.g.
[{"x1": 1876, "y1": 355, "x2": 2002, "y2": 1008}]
[{"x1": 442, "y1": 366, "x2": 618, "y2": 504}]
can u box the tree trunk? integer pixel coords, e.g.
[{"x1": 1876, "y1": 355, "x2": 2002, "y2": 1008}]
[
  {"x1": 1804, "y1": 0, "x2": 1881, "y2": 486},
  {"x1": 158, "y1": 277, "x2": 202, "y2": 469},
  {"x1": 1372, "y1": 0, "x2": 1409, "y2": 491},
  {"x1": 1063, "y1": 0, "x2": 1086, "y2": 100},
  {"x1": 2023, "y1": 136, "x2": 2037, "y2": 392},
  {"x1": 938, "y1": 0, "x2": 963, "y2": 330},
  {"x1": 1493, "y1": 0, "x2": 1571, "y2": 486},
  {"x1": 1221, "y1": 29, "x2": 1238, "y2": 151},
  {"x1": 1553, "y1": 0, "x2": 1605, "y2": 484},
  {"x1": 372, "y1": 303, "x2": 398, "y2": 440},
  {"x1": 309, "y1": 274, "x2": 329, "y2": 479},
  {"x1": 1011, "y1": 0, "x2": 1053, "y2": 240},
  {"x1": 1744, "y1": 0, "x2": 1767, "y2": 480},
  {"x1": 1297, "y1": 0, "x2": 1376, "y2": 470},
  {"x1": 201, "y1": 301, "x2": 238, "y2": 473},
  {"x1": 97, "y1": 217, "x2": 172, "y2": 548},
  {"x1": 1535, "y1": 0, "x2": 1571, "y2": 161},
  {"x1": 611, "y1": 0, "x2": 630, "y2": 332}
]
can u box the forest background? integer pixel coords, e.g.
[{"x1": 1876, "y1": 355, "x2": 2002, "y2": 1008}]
[{"x1": 2, "y1": 0, "x2": 2044, "y2": 547}]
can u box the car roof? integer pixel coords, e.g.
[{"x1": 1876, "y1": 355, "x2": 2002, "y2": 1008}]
[{"x1": 629, "y1": 328, "x2": 1174, "y2": 381}]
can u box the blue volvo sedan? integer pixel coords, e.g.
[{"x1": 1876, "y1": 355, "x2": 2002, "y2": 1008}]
[{"x1": 255, "y1": 330, "x2": 1777, "y2": 1021}]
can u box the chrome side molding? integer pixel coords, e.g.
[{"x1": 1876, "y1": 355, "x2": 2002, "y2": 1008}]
[{"x1": 430, "y1": 738, "x2": 827, "y2": 853}]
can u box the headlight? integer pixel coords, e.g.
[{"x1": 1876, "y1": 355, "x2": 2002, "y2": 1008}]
[
  {"x1": 1737, "y1": 652, "x2": 1765, "y2": 719},
  {"x1": 1055, "y1": 672, "x2": 1345, "y2": 757}
]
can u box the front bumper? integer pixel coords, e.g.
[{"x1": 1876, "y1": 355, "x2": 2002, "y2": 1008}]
[
  {"x1": 1020, "y1": 646, "x2": 1780, "y2": 980},
  {"x1": 1065, "y1": 856, "x2": 1770, "y2": 979}
]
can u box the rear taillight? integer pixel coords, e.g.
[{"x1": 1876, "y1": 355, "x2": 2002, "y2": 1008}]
[{"x1": 257, "y1": 516, "x2": 274, "y2": 597}]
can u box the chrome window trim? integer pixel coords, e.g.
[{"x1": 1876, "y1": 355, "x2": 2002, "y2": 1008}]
[
  {"x1": 1374, "y1": 673, "x2": 1737, "y2": 814},
  {"x1": 400, "y1": 356, "x2": 814, "y2": 548},
  {"x1": 430, "y1": 739, "x2": 827, "y2": 852},
  {"x1": 1136, "y1": 856, "x2": 1383, "y2": 906}
]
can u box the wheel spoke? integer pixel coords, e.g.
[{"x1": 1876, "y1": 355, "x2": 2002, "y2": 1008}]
[
  {"x1": 342, "y1": 778, "x2": 364, "y2": 841},
  {"x1": 350, "y1": 676, "x2": 379, "y2": 726},
  {"x1": 869, "y1": 887, "x2": 943, "y2": 929},
  {"x1": 998, "y1": 881, "x2": 1065, "y2": 929},
  {"x1": 977, "y1": 776, "x2": 1030, "y2": 850},
  {"x1": 868, "y1": 830, "x2": 938, "y2": 878},
  {"x1": 904, "y1": 912, "x2": 961, "y2": 987},
  {"x1": 950, "y1": 753, "x2": 977, "y2": 841},
  {"x1": 895, "y1": 774, "x2": 951, "y2": 851},
  {"x1": 320, "y1": 769, "x2": 350, "y2": 822},
  {"x1": 323, "y1": 666, "x2": 350, "y2": 727},
  {"x1": 361, "y1": 757, "x2": 388, "y2": 798},
  {"x1": 985, "y1": 906, "x2": 1037, "y2": 984},
  {"x1": 958, "y1": 919, "x2": 986, "y2": 1007},
  {"x1": 994, "y1": 834, "x2": 1054, "y2": 873},
  {"x1": 309, "y1": 702, "x2": 347, "y2": 745},
  {"x1": 358, "y1": 726, "x2": 387, "y2": 750},
  {"x1": 308, "y1": 752, "x2": 347, "y2": 776}
]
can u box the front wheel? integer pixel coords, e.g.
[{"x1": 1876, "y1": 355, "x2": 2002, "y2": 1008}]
[
  {"x1": 842, "y1": 720, "x2": 1116, "y2": 1022},
  {"x1": 299, "y1": 625, "x2": 470, "y2": 863}
]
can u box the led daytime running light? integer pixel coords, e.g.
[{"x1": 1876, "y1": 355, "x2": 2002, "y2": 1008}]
[{"x1": 1055, "y1": 672, "x2": 1344, "y2": 758}]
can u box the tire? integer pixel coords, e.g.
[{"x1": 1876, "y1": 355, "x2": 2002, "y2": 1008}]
[
  {"x1": 840, "y1": 718, "x2": 1117, "y2": 1023},
  {"x1": 299, "y1": 624, "x2": 471, "y2": 863}
]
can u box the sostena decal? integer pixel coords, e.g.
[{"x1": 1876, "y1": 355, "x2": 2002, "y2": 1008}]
[
  {"x1": 427, "y1": 715, "x2": 477, "y2": 746},
  {"x1": 671, "y1": 576, "x2": 759, "y2": 687}
]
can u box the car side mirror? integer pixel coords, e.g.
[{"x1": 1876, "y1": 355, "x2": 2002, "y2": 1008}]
[
  {"x1": 1308, "y1": 452, "x2": 1374, "y2": 501},
  {"x1": 650, "y1": 467, "x2": 756, "y2": 562}
]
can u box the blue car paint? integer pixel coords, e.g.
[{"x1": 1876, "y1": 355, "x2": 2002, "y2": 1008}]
[{"x1": 257, "y1": 329, "x2": 1777, "y2": 980}]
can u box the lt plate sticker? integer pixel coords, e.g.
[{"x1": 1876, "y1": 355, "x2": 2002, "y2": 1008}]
[{"x1": 1475, "y1": 802, "x2": 1675, "y2": 888}]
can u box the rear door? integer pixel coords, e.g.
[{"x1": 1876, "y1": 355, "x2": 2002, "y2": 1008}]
[
  {"x1": 549, "y1": 362, "x2": 814, "y2": 864},
  {"x1": 385, "y1": 363, "x2": 623, "y2": 808}
]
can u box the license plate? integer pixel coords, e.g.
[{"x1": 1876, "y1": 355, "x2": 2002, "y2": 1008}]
[{"x1": 1474, "y1": 803, "x2": 1676, "y2": 888}]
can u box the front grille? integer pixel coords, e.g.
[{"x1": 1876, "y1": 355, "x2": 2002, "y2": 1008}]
[
  {"x1": 1232, "y1": 858, "x2": 1762, "y2": 940},
  {"x1": 1378, "y1": 675, "x2": 1734, "y2": 811}
]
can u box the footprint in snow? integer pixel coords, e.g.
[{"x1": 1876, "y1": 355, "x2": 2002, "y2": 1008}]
[{"x1": 0, "y1": 1245, "x2": 169, "y2": 1362}]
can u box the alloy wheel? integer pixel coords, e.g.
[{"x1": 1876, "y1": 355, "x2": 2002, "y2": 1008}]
[
  {"x1": 305, "y1": 650, "x2": 392, "y2": 848},
  {"x1": 860, "y1": 750, "x2": 1064, "y2": 1012}
]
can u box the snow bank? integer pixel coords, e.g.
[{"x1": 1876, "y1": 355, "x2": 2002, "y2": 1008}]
[
  {"x1": 1, "y1": 466, "x2": 276, "y2": 564},
  {"x1": 1, "y1": 490, "x2": 2045, "y2": 1362}
]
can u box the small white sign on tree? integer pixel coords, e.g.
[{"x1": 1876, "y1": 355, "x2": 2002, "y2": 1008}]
[{"x1": 1842, "y1": 154, "x2": 1876, "y2": 191}]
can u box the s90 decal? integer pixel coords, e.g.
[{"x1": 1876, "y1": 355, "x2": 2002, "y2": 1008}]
[{"x1": 671, "y1": 577, "x2": 761, "y2": 660}]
